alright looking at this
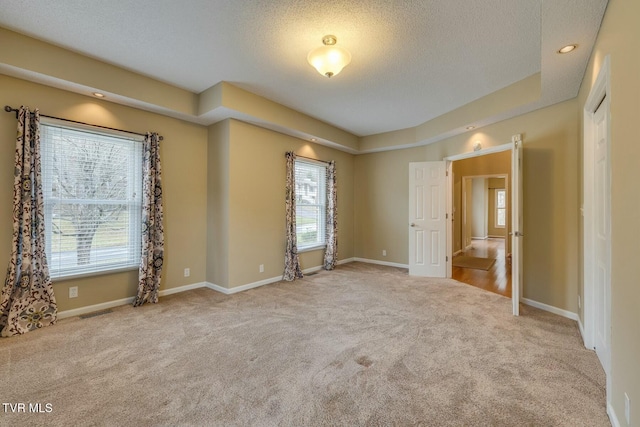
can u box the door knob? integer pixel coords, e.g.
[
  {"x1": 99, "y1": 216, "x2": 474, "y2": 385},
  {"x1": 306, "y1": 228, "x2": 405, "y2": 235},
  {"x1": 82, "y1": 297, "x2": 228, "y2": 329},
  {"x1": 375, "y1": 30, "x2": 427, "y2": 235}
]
[{"x1": 410, "y1": 223, "x2": 416, "y2": 227}]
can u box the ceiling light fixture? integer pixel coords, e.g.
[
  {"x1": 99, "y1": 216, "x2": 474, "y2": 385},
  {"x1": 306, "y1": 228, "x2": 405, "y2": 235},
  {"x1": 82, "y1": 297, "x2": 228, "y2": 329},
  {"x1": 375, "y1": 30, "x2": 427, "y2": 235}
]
[
  {"x1": 307, "y1": 35, "x2": 351, "y2": 78},
  {"x1": 466, "y1": 126, "x2": 475, "y2": 130},
  {"x1": 92, "y1": 92, "x2": 105, "y2": 98},
  {"x1": 558, "y1": 44, "x2": 577, "y2": 54}
]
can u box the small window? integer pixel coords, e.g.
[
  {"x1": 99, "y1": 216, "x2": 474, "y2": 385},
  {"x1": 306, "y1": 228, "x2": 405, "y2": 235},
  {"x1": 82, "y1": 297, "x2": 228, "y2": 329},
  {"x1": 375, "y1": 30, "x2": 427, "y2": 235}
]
[
  {"x1": 41, "y1": 121, "x2": 143, "y2": 279},
  {"x1": 295, "y1": 159, "x2": 327, "y2": 250},
  {"x1": 495, "y1": 189, "x2": 506, "y2": 228}
]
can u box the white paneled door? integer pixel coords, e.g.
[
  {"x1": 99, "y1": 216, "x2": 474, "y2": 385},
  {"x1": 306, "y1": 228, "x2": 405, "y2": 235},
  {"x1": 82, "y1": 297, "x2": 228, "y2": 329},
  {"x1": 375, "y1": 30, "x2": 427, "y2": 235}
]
[
  {"x1": 593, "y1": 95, "x2": 610, "y2": 372},
  {"x1": 409, "y1": 162, "x2": 447, "y2": 277}
]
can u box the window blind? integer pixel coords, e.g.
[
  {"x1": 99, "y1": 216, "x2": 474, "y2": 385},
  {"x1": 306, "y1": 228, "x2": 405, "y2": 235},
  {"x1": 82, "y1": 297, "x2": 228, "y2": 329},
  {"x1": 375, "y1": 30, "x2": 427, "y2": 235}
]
[{"x1": 40, "y1": 122, "x2": 143, "y2": 278}]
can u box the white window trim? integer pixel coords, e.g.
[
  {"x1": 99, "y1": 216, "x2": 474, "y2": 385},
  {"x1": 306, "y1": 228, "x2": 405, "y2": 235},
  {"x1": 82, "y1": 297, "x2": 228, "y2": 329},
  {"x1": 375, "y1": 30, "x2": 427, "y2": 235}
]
[
  {"x1": 41, "y1": 118, "x2": 143, "y2": 279},
  {"x1": 295, "y1": 158, "x2": 327, "y2": 251}
]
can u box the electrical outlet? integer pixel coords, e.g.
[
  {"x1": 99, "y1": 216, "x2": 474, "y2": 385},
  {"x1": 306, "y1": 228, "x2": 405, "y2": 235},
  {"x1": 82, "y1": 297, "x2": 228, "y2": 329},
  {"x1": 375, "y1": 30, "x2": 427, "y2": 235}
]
[
  {"x1": 259, "y1": 264, "x2": 264, "y2": 273},
  {"x1": 69, "y1": 286, "x2": 78, "y2": 298},
  {"x1": 184, "y1": 268, "x2": 190, "y2": 277},
  {"x1": 625, "y1": 392, "x2": 630, "y2": 425},
  {"x1": 382, "y1": 250, "x2": 387, "y2": 257}
]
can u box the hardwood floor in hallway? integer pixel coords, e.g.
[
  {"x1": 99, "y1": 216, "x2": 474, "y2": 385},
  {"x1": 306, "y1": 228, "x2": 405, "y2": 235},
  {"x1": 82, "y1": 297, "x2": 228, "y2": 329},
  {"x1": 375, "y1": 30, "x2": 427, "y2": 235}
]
[{"x1": 452, "y1": 238, "x2": 511, "y2": 297}]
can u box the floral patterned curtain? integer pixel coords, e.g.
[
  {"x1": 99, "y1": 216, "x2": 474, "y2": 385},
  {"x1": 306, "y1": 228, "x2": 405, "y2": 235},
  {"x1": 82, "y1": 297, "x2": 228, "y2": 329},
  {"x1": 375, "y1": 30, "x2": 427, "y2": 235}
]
[
  {"x1": 283, "y1": 152, "x2": 303, "y2": 281},
  {"x1": 323, "y1": 160, "x2": 337, "y2": 270},
  {"x1": 133, "y1": 133, "x2": 164, "y2": 306},
  {"x1": 0, "y1": 107, "x2": 57, "y2": 337}
]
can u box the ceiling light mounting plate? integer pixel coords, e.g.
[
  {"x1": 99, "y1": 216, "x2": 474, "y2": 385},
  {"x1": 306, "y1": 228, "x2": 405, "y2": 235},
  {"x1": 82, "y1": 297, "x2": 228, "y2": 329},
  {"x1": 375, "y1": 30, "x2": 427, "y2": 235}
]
[{"x1": 322, "y1": 35, "x2": 337, "y2": 46}]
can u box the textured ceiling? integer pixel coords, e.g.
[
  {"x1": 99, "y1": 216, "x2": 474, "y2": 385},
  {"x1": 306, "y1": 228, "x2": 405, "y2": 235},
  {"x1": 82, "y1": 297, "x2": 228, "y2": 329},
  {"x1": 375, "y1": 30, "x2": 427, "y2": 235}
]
[{"x1": 0, "y1": 0, "x2": 607, "y2": 137}]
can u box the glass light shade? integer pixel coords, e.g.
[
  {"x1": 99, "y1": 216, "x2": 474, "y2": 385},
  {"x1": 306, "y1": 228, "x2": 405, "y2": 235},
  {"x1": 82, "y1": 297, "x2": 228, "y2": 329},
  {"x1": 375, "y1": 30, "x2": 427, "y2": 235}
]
[{"x1": 307, "y1": 45, "x2": 352, "y2": 78}]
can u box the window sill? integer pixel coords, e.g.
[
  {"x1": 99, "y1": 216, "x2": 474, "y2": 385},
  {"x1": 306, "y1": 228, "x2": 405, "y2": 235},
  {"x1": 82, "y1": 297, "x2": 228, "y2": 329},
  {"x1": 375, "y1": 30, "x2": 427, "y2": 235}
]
[{"x1": 298, "y1": 244, "x2": 326, "y2": 254}]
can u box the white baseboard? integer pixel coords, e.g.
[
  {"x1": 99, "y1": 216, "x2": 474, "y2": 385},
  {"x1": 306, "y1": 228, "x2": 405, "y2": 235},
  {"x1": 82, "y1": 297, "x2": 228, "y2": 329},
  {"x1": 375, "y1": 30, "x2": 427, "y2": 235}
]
[
  {"x1": 206, "y1": 273, "x2": 295, "y2": 295},
  {"x1": 207, "y1": 258, "x2": 357, "y2": 295},
  {"x1": 521, "y1": 298, "x2": 578, "y2": 321},
  {"x1": 206, "y1": 275, "x2": 280, "y2": 295},
  {"x1": 159, "y1": 282, "x2": 208, "y2": 297},
  {"x1": 608, "y1": 402, "x2": 621, "y2": 427},
  {"x1": 453, "y1": 250, "x2": 463, "y2": 256},
  {"x1": 58, "y1": 281, "x2": 208, "y2": 319},
  {"x1": 303, "y1": 265, "x2": 323, "y2": 275},
  {"x1": 353, "y1": 257, "x2": 409, "y2": 269},
  {"x1": 58, "y1": 297, "x2": 135, "y2": 319},
  {"x1": 471, "y1": 236, "x2": 488, "y2": 240},
  {"x1": 205, "y1": 282, "x2": 230, "y2": 295}
]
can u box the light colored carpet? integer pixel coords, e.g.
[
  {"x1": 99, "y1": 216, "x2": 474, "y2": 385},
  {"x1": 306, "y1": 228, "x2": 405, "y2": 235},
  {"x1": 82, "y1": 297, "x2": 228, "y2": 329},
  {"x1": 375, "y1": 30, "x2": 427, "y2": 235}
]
[
  {"x1": 1, "y1": 262, "x2": 609, "y2": 426},
  {"x1": 452, "y1": 255, "x2": 496, "y2": 270}
]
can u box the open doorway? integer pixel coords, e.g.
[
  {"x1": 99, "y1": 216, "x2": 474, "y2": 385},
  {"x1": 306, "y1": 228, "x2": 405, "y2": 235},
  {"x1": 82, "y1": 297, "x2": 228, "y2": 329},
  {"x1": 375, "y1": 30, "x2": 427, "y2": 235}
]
[{"x1": 449, "y1": 150, "x2": 512, "y2": 297}]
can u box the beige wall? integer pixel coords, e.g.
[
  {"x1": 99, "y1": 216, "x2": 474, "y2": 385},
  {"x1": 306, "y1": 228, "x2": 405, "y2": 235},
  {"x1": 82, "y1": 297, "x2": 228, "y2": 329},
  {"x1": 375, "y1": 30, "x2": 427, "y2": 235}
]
[
  {"x1": 463, "y1": 178, "x2": 473, "y2": 250},
  {"x1": 0, "y1": 75, "x2": 209, "y2": 312},
  {"x1": 0, "y1": 74, "x2": 354, "y2": 308},
  {"x1": 577, "y1": 0, "x2": 640, "y2": 423},
  {"x1": 208, "y1": 119, "x2": 355, "y2": 289},
  {"x1": 355, "y1": 99, "x2": 579, "y2": 312},
  {"x1": 470, "y1": 178, "x2": 487, "y2": 238},
  {"x1": 359, "y1": 73, "x2": 542, "y2": 152},
  {"x1": 0, "y1": 28, "x2": 198, "y2": 117},
  {"x1": 207, "y1": 121, "x2": 230, "y2": 287}
]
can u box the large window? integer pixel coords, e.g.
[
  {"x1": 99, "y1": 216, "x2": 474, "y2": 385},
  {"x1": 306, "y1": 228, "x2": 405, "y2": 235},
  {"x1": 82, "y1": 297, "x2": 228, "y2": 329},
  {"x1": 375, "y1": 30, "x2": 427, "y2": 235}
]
[
  {"x1": 295, "y1": 159, "x2": 327, "y2": 250},
  {"x1": 495, "y1": 188, "x2": 506, "y2": 228},
  {"x1": 41, "y1": 121, "x2": 143, "y2": 278}
]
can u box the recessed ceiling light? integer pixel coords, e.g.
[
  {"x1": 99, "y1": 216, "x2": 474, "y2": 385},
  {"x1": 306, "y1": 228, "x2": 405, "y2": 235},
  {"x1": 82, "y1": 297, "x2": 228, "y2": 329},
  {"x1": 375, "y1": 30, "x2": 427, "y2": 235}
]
[
  {"x1": 558, "y1": 44, "x2": 577, "y2": 54},
  {"x1": 92, "y1": 92, "x2": 105, "y2": 98},
  {"x1": 466, "y1": 126, "x2": 475, "y2": 130}
]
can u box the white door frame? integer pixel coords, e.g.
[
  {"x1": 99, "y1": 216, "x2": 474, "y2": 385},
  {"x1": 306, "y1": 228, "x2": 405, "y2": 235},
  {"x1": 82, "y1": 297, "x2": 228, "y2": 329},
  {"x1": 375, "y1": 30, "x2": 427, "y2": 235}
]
[
  {"x1": 445, "y1": 143, "x2": 515, "y2": 308},
  {"x1": 511, "y1": 134, "x2": 523, "y2": 316},
  {"x1": 583, "y1": 55, "x2": 611, "y2": 400}
]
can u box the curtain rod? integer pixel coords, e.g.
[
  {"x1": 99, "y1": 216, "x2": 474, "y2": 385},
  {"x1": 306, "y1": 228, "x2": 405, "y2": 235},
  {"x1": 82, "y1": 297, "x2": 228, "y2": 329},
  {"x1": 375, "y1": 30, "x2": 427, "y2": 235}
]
[
  {"x1": 4, "y1": 105, "x2": 163, "y2": 141},
  {"x1": 294, "y1": 154, "x2": 331, "y2": 165}
]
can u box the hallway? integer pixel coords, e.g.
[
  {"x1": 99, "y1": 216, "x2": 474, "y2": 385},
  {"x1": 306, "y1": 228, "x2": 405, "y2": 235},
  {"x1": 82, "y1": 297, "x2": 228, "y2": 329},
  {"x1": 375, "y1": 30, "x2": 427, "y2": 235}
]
[{"x1": 452, "y1": 238, "x2": 511, "y2": 297}]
